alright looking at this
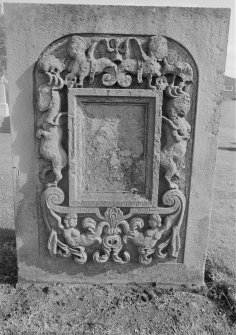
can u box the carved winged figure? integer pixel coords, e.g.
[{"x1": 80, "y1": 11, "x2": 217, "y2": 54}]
[
  {"x1": 161, "y1": 93, "x2": 191, "y2": 189},
  {"x1": 117, "y1": 35, "x2": 168, "y2": 88},
  {"x1": 65, "y1": 36, "x2": 117, "y2": 88},
  {"x1": 41, "y1": 186, "x2": 186, "y2": 265},
  {"x1": 126, "y1": 215, "x2": 165, "y2": 265},
  {"x1": 41, "y1": 189, "x2": 88, "y2": 264},
  {"x1": 62, "y1": 215, "x2": 105, "y2": 248}
]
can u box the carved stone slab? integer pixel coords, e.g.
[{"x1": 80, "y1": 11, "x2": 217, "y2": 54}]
[{"x1": 5, "y1": 4, "x2": 230, "y2": 285}]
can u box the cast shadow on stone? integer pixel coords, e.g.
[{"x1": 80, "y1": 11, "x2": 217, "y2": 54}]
[
  {"x1": 0, "y1": 228, "x2": 17, "y2": 285},
  {"x1": 218, "y1": 146, "x2": 236, "y2": 152},
  {"x1": 11, "y1": 65, "x2": 42, "y2": 277}
]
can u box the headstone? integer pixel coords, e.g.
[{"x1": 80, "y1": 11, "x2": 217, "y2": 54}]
[
  {"x1": 5, "y1": 4, "x2": 230, "y2": 285},
  {"x1": 0, "y1": 75, "x2": 9, "y2": 116}
]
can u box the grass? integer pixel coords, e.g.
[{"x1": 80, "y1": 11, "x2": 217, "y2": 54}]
[{"x1": 205, "y1": 257, "x2": 236, "y2": 325}]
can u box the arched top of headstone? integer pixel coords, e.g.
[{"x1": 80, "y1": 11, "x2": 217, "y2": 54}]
[{"x1": 34, "y1": 34, "x2": 198, "y2": 94}]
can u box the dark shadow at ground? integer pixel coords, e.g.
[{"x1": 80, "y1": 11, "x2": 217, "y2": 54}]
[
  {"x1": 218, "y1": 147, "x2": 236, "y2": 152},
  {"x1": 0, "y1": 228, "x2": 17, "y2": 285}
]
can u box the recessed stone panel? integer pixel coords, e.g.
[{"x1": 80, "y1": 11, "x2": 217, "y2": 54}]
[
  {"x1": 83, "y1": 102, "x2": 145, "y2": 193},
  {"x1": 68, "y1": 89, "x2": 161, "y2": 208}
]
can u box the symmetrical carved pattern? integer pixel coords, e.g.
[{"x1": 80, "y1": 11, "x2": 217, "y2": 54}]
[
  {"x1": 41, "y1": 187, "x2": 185, "y2": 265},
  {"x1": 36, "y1": 35, "x2": 193, "y2": 91},
  {"x1": 35, "y1": 34, "x2": 195, "y2": 265}
]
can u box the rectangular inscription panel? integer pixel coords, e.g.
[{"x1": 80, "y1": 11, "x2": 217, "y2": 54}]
[
  {"x1": 83, "y1": 103, "x2": 146, "y2": 193},
  {"x1": 68, "y1": 89, "x2": 162, "y2": 207}
]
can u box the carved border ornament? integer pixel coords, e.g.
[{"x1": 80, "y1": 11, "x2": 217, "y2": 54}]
[{"x1": 35, "y1": 35, "x2": 194, "y2": 265}]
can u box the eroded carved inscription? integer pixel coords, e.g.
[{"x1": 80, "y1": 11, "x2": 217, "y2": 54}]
[{"x1": 35, "y1": 34, "x2": 196, "y2": 265}]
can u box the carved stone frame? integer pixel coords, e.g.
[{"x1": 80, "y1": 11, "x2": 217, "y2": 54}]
[{"x1": 68, "y1": 88, "x2": 162, "y2": 208}]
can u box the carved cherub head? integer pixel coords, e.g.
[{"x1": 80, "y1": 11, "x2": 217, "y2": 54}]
[
  {"x1": 68, "y1": 36, "x2": 87, "y2": 57},
  {"x1": 166, "y1": 93, "x2": 191, "y2": 118},
  {"x1": 149, "y1": 214, "x2": 162, "y2": 228},
  {"x1": 65, "y1": 73, "x2": 77, "y2": 88},
  {"x1": 64, "y1": 214, "x2": 78, "y2": 228},
  {"x1": 38, "y1": 55, "x2": 65, "y2": 75},
  {"x1": 149, "y1": 36, "x2": 168, "y2": 61},
  {"x1": 155, "y1": 76, "x2": 168, "y2": 90}
]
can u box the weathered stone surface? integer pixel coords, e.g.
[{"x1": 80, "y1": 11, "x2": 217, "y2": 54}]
[
  {"x1": 5, "y1": 4, "x2": 230, "y2": 285},
  {"x1": 83, "y1": 103, "x2": 145, "y2": 193}
]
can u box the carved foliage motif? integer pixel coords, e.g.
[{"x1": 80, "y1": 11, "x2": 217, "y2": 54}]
[{"x1": 35, "y1": 34, "x2": 196, "y2": 265}]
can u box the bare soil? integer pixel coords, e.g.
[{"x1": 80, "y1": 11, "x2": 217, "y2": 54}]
[
  {"x1": 0, "y1": 257, "x2": 235, "y2": 335},
  {"x1": 0, "y1": 101, "x2": 235, "y2": 334}
]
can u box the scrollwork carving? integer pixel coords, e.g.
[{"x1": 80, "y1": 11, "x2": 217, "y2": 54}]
[
  {"x1": 35, "y1": 33, "x2": 195, "y2": 267},
  {"x1": 41, "y1": 187, "x2": 186, "y2": 265},
  {"x1": 65, "y1": 36, "x2": 118, "y2": 88},
  {"x1": 41, "y1": 187, "x2": 87, "y2": 263},
  {"x1": 117, "y1": 36, "x2": 167, "y2": 89},
  {"x1": 60, "y1": 35, "x2": 193, "y2": 90},
  {"x1": 93, "y1": 207, "x2": 131, "y2": 264},
  {"x1": 36, "y1": 35, "x2": 194, "y2": 93},
  {"x1": 156, "y1": 189, "x2": 186, "y2": 259}
]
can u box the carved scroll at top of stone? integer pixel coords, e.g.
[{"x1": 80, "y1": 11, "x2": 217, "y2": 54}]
[{"x1": 36, "y1": 35, "x2": 194, "y2": 92}]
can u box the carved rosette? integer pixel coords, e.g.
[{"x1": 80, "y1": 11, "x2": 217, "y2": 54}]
[{"x1": 35, "y1": 34, "x2": 196, "y2": 265}]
